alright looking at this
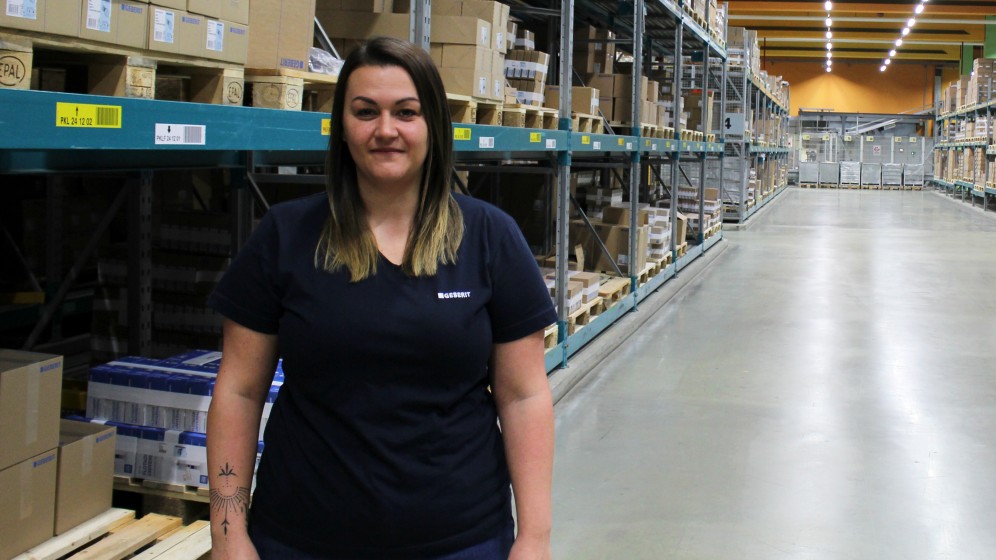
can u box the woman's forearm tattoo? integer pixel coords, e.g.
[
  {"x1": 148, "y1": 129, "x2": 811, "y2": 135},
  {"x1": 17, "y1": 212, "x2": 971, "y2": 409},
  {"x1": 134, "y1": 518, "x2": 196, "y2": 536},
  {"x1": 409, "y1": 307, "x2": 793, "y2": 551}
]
[{"x1": 210, "y1": 462, "x2": 251, "y2": 537}]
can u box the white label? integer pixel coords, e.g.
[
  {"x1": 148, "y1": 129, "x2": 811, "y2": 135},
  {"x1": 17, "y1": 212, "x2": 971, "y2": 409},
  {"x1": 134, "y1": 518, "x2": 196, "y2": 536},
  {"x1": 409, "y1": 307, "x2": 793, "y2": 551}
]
[
  {"x1": 493, "y1": 79, "x2": 502, "y2": 99},
  {"x1": 479, "y1": 137, "x2": 495, "y2": 149},
  {"x1": 206, "y1": 20, "x2": 224, "y2": 52},
  {"x1": 86, "y1": 0, "x2": 111, "y2": 32},
  {"x1": 593, "y1": 141, "x2": 601, "y2": 150},
  {"x1": 480, "y1": 26, "x2": 489, "y2": 46},
  {"x1": 477, "y1": 77, "x2": 487, "y2": 96},
  {"x1": 546, "y1": 139, "x2": 557, "y2": 149},
  {"x1": 6, "y1": 0, "x2": 36, "y2": 19},
  {"x1": 723, "y1": 113, "x2": 746, "y2": 135},
  {"x1": 155, "y1": 123, "x2": 206, "y2": 145},
  {"x1": 496, "y1": 31, "x2": 503, "y2": 47},
  {"x1": 153, "y1": 8, "x2": 175, "y2": 44},
  {"x1": 626, "y1": 142, "x2": 633, "y2": 150}
]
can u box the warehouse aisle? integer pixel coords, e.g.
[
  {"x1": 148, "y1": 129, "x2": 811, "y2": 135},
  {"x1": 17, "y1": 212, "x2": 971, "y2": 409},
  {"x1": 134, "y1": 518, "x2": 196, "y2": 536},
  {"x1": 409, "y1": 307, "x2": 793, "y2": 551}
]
[{"x1": 551, "y1": 189, "x2": 996, "y2": 559}]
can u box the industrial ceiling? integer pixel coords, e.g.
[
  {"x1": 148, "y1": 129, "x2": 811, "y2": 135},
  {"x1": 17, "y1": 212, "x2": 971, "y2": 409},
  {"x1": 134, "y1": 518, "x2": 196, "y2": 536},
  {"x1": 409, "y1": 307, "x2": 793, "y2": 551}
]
[{"x1": 725, "y1": 0, "x2": 996, "y2": 65}]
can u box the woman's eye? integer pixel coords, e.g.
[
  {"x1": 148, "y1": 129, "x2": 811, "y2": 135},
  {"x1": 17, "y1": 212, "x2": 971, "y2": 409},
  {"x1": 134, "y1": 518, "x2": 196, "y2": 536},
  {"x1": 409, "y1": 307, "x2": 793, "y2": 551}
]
[
  {"x1": 355, "y1": 108, "x2": 377, "y2": 118},
  {"x1": 397, "y1": 108, "x2": 421, "y2": 119}
]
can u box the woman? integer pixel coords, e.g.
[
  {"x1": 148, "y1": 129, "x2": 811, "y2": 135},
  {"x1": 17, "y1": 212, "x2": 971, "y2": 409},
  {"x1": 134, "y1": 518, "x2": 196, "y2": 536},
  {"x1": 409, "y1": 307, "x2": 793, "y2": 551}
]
[{"x1": 206, "y1": 37, "x2": 557, "y2": 559}]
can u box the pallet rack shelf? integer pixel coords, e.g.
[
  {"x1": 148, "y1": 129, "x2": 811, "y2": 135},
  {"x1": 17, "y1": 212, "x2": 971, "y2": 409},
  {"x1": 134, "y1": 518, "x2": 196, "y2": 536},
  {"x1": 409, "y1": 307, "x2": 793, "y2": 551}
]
[
  {"x1": 931, "y1": 95, "x2": 995, "y2": 211},
  {"x1": 0, "y1": 0, "x2": 739, "y2": 374}
]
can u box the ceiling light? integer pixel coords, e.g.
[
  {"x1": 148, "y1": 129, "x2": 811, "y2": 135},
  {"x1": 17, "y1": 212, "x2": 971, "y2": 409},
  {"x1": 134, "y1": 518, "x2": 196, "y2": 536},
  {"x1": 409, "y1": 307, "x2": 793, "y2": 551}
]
[
  {"x1": 880, "y1": 65, "x2": 887, "y2": 72},
  {"x1": 826, "y1": 17, "x2": 833, "y2": 27},
  {"x1": 908, "y1": 18, "x2": 916, "y2": 27},
  {"x1": 902, "y1": 27, "x2": 910, "y2": 36},
  {"x1": 895, "y1": 38, "x2": 903, "y2": 47},
  {"x1": 885, "y1": 59, "x2": 891, "y2": 65},
  {"x1": 826, "y1": 31, "x2": 833, "y2": 39},
  {"x1": 827, "y1": 52, "x2": 832, "y2": 59},
  {"x1": 890, "y1": 49, "x2": 897, "y2": 57},
  {"x1": 915, "y1": 3, "x2": 925, "y2": 12},
  {"x1": 826, "y1": 66, "x2": 832, "y2": 72},
  {"x1": 827, "y1": 42, "x2": 833, "y2": 50},
  {"x1": 824, "y1": 1, "x2": 832, "y2": 10},
  {"x1": 827, "y1": 60, "x2": 832, "y2": 66}
]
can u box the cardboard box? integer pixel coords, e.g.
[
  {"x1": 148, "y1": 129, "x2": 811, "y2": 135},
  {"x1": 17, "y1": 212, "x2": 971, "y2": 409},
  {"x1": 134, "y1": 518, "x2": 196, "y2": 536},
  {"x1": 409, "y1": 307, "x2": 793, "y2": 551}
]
[
  {"x1": 176, "y1": 11, "x2": 207, "y2": 57},
  {"x1": 490, "y1": 49, "x2": 504, "y2": 101},
  {"x1": 460, "y1": 0, "x2": 508, "y2": 52},
  {"x1": 318, "y1": 11, "x2": 409, "y2": 41},
  {"x1": 602, "y1": 204, "x2": 650, "y2": 227},
  {"x1": 592, "y1": 223, "x2": 649, "y2": 275},
  {"x1": 220, "y1": 0, "x2": 248, "y2": 24},
  {"x1": 0, "y1": 449, "x2": 58, "y2": 559},
  {"x1": 81, "y1": 1, "x2": 149, "y2": 50},
  {"x1": 153, "y1": 0, "x2": 187, "y2": 8},
  {"x1": 439, "y1": 64, "x2": 490, "y2": 98},
  {"x1": 431, "y1": 16, "x2": 490, "y2": 48},
  {"x1": 544, "y1": 86, "x2": 600, "y2": 114},
  {"x1": 0, "y1": 350, "x2": 62, "y2": 471},
  {"x1": 0, "y1": 0, "x2": 78, "y2": 36},
  {"x1": 149, "y1": 5, "x2": 179, "y2": 53},
  {"x1": 55, "y1": 420, "x2": 116, "y2": 535},
  {"x1": 215, "y1": 19, "x2": 248, "y2": 64},
  {"x1": 248, "y1": 0, "x2": 317, "y2": 71},
  {"x1": 188, "y1": 0, "x2": 221, "y2": 17}
]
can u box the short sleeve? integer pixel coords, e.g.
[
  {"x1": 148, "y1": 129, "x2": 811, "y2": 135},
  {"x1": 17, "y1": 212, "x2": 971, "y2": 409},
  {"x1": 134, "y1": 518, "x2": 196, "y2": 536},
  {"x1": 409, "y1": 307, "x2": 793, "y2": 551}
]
[
  {"x1": 207, "y1": 212, "x2": 283, "y2": 334},
  {"x1": 487, "y1": 217, "x2": 558, "y2": 343}
]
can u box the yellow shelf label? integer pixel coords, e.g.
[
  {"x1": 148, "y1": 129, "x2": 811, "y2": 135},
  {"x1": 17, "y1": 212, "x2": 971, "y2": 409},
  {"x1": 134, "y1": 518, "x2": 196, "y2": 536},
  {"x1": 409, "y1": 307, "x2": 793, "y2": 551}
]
[
  {"x1": 56, "y1": 102, "x2": 122, "y2": 128},
  {"x1": 617, "y1": 138, "x2": 625, "y2": 146},
  {"x1": 581, "y1": 135, "x2": 590, "y2": 145},
  {"x1": 454, "y1": 128, "x2": 472, "y2": 141},
  {"x1": 530, "y1": 132, "x2": 542, "y2": 143},
  {"x1": 321, "y1": 119, "x2": 331, "y2": 136}
]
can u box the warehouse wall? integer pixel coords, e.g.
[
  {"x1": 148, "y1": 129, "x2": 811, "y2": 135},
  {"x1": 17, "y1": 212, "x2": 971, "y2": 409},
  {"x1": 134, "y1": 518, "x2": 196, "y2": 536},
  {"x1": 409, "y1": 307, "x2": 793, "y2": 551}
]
[{"x1": 762, "y1": 61, "x2": 949, "y2": 116}]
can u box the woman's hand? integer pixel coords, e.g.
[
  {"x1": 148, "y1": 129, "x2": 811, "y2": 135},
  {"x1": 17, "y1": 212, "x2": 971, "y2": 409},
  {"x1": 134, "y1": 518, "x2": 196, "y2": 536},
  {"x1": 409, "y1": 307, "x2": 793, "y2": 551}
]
[{"x1": 508, "y1": 531, "x2": 551, "y2": 560}]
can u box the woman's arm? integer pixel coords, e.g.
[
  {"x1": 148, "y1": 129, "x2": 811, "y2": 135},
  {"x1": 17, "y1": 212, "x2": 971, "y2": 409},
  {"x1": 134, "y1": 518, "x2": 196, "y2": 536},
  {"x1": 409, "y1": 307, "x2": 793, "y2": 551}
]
[
  {"x1": 207, "y1": 319, "x2": 279, "y2": 559},
  {"x1": 492, "y1": 330, "x2": 554, "y2": 560}
]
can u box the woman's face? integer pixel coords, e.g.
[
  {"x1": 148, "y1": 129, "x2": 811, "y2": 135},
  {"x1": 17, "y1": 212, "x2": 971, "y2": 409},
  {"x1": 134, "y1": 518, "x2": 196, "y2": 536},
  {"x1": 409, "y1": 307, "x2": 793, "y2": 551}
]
[{"x1": 342, "y1": 64, "x2": 429, "y2": 194}]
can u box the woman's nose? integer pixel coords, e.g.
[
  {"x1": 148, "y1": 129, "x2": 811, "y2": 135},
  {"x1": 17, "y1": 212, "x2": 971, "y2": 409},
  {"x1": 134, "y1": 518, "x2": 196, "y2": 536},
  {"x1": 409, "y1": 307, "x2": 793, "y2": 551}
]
[{"x1": 374, "y1": 113, "x2": 398, "y2": 138}]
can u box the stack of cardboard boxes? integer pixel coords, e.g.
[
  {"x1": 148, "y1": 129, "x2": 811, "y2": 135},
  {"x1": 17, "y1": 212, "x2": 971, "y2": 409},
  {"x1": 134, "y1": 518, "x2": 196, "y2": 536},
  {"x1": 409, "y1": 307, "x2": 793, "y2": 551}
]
[
  {"x1": 81, "y1": 350, "x2": 277, "y2": 489},
  {"x1": 586, "y1": 72, "x2": 658, "y2": 125},
  {"x1": 967, "y1": 58, "x2": 994, "y2": 109},
  {"x1": 1, "y1": 350, "x2": 118, "y2": 559},
  {"x1": 0, "y1": 0, "x2": 251, "y2": 76},
  {"x1": 318, "y1": 0, "x2": 508, "y2": 102},
  {"x1": 505, "y1": 46, "x2": 550, "y2": 106}
]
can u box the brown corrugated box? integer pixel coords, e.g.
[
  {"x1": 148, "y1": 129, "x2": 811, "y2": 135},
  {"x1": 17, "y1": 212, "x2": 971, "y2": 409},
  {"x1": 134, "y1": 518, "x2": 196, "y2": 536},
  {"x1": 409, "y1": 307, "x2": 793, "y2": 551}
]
[
  {"x1": 152, "y1": 0, "x2": 187, "y2": 8},
  {"x1": 176, "y1": 11, "x2": 208, "y2": 57},
  {"x1": 318, "y1": 11, "x2": 408, "y2": 41},
  {"x1": 0, "y1": 449, "x2": 58, "y2": 559},
  {"x1": 0, "y1": 349, "x2": 62, "y2": 471},
  {"x1": 80, "y1": 1, "x2": 149, "y2": 50},
  {"x1": 188, "y1": 0, "x2": 221, "y2": 17},
  {"x1": 0, "y1": 0, "x2": 81, "y2": 35},
  {"x1": 54, "y1": 420, "x2": 116, "y2": 535},
  {"x1": 148, "y1": 5, "x2": 180, "y2": 53},
  {"x1": 221, "y1": 0, "x2": 249, "y2": 23},
  {"x1": 248, "y1": 0, "x2": 316, "y2": 71},
  {"x1": 432, "y1": 16, "x2": 491, "y2": 48}
]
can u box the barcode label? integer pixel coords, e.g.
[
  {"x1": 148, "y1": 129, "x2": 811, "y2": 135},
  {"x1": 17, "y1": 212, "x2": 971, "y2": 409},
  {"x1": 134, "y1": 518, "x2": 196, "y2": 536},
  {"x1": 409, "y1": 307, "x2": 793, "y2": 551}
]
[
  {"x1": 206, "y1": 21, "x2": 224, "y2": 52},
  {"x1": 155, "y1": 123, "x2": 206, "y2": 145},
  {"x1": 479, "y1": 137, "x2": 495, "y2": 149},
  {"x1": 546, "y1": 139, "x2": 557, "y2": 149},
  {"x1": 96, "y1": 107, "x2": 119, "y2": 127},
  {"x1": 155, "y1": 29, "x2": 164, "y2": 41},
  {"x1": 593, "y1": 141, "x2": 601, "y2": 150}
]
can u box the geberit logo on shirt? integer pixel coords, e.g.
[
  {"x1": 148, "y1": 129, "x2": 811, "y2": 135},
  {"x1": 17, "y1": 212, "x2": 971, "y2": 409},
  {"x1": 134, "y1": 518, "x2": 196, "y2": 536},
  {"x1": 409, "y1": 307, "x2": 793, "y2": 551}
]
[{"x1": 438, "y1": 291, "x2": 471, "y2": 299}]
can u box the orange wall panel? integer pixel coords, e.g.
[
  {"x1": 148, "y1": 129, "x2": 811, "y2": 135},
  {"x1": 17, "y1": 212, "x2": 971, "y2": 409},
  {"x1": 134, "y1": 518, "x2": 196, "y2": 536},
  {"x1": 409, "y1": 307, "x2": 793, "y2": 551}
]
[{"x1": 761, "y1": 61, "x2": 942, "y2": 116}]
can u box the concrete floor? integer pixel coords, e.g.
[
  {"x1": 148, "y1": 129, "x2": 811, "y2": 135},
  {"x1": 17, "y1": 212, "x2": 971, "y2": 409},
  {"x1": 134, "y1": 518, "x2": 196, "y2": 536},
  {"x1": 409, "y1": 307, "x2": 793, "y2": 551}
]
[{"x1": 551, "y1": 189, "x2": 996, "y2": 559}]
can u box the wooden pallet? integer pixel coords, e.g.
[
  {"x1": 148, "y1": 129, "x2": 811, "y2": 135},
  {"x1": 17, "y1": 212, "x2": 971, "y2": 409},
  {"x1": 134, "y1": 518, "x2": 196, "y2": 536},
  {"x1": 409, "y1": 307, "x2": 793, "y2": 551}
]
[
  {"x1": 447, "y1": 93, "x2": 477, "y2": 124},
  {"x1": 676, "y1": 242, "x2": 688, "y2": 258},
  {"x1": 245, "y1": 67, "x2": 338, "y2": 112},
  {"x1": 679, "y1": 129, "x2": 695, "y2": 141},
  {"x1": 598, "y1": 277, "x2": 631, "y2": 305},
  {"x1": 114, "y1": 476, "x2": 210, "y2": 501},
  {"x1": 572, "y1": 112, "x2": 604, "y2": 134},
  {"x1": 0, "y1": 30, "x2": 244, "y2": 105},
  {"x1": 799, "y1": 183, "x2": 818, "y2": 189},
  {"x1": 611, "y1": 121, "x2": 656, "y2": 137},
  {"x1": 567, "y1": 297, "x2": 604, "y2": 335},
  {"x1": 500, "y1": 103, "x2": 558, "y2": 129},
  {"x1": 11, "y1": 508, "x2": 202, "y2": 560},
  {"x1": 543, "y1": 323, "x2": 559, "y2": 349}
]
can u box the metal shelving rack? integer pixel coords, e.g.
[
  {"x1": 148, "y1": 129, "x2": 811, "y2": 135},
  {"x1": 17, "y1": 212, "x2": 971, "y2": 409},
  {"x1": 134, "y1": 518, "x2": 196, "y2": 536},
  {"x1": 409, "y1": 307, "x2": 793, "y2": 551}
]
[
  {"x1": 718, "y1": 29, "x2": 789, "y2": 223},
  {"x1": 931, "y1": 96, "x2": 995, "y2": 211},
  {"x1": 0, "y1": 0, "x2": 731, "y2": 374}
]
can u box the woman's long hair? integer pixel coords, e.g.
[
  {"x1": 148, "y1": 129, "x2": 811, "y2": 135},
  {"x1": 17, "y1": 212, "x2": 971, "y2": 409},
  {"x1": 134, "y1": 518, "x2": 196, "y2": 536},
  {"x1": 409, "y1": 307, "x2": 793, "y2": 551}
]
[{"x1": 316, "y1": 36, "x2": 463, "y2": 281}]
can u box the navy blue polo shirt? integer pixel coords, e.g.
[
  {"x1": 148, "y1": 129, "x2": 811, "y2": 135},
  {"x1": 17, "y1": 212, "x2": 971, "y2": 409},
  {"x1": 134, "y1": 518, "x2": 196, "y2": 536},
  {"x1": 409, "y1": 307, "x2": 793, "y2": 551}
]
[{"x1": 208, "y1": 193, "x2": 556, "y2": 557}]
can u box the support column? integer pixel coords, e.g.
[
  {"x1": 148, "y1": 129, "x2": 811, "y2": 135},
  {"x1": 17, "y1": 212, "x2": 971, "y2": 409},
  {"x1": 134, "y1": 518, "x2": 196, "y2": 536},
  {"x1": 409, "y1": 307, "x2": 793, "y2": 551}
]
[
  {"x1": 986, "y1": 16, "x2": 996, "y2": 59},
  {"x1": 555, "y1": 0, "x2": 574, "y2": 364},
  {"x1": 961, "y1": 44, "x2": 973, "y2": 75}
]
